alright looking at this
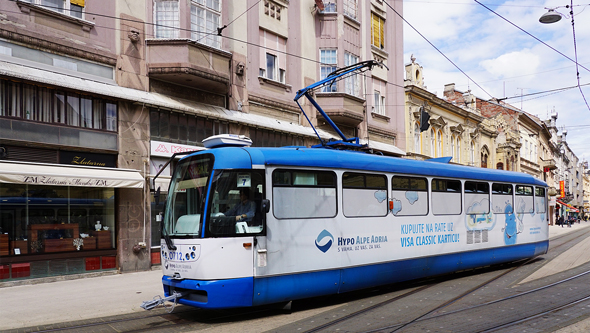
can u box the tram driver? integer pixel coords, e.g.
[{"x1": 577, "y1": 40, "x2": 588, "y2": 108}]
[{"x1": 225, "y1": 188, "x2": 256, "y2": 223}]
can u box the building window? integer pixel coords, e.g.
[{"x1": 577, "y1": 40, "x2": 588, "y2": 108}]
[
  {"x1": 260, "y1": 30, "x2": 287, "y2": 84},
  {"x1": 191, "y1": 0, "x2": 221, "y2": 48},
  {"x1": 456, "y1": 135, "x2": 461, "y2": 163},
  {"x1": 0, "y1": 79, "x2": 116, "y2": 131},
  {"x1": 26, "y1": 0, "x2": 84, "y2": 19},
  {"x1": 264, "y1": 0, "x2": 281, "y2": 20},
  {"x1": 414, "y1": 123, "x2": 421, "y2": 154},
  {"x1": 320, "y1": 49, "x2": 337, "y2": 92},
  {"x1": 451, "y1": 135, "x2": 456, "y2": 161},
  {"x1": 343, "y1": 0, "x2": 357, "y2": 19},
  {"x1": 150, "y1": 109, "x2": 228, "y2": 145},
  {"x1": 470, "y1": 141, "x2": 475, "y2": 166},
  {"x1": 344, "y1": 52, "x2": 360, "y2": 96},
  {"x1": 371, "y1": 12, "x2": 385, "y2": 49},
  {"x1": 321, "y1": 1, "x2": 337, "y2": 13},
  {"x1": 374, "y1": 90, "x2": 385, "y2": 115},
  {"x1": 266, "y1": 53, "x2": 278, "y2": 81},
  {"x1": 155, "y1": 0, "x2": 180, "y2": 38},
  {"x1": 430, "y1": 128, "x2": 435, "y2": 157},
  {"x1": 437, "y1": 130, "x2": 443, "y2": 158}
]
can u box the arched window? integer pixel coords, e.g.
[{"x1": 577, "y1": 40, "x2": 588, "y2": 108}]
[
  {"x1": 414, "y1": 123, "x2": 421, "y2": 154},
  {"x1": 496, "y1": 162, "x2": 503, "y2": 170},
  {"x1": 456, "y1": 136, "x2": 461, "y2": 163},
  {"x1": 430, "y1": 128, "x2": 435, "y2": 157},
  {"x1": 437, "y1": 130, "x2": 443, "y2": 157},
  {"x1": 481, "y1": 146, "x2": 489, "y2": 168},
  {"x1": 451, "y1": 135, "x2": 456, "y2": 162}
]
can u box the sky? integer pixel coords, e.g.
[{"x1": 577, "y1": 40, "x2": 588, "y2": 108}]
[{"x1": 402, "y1": 0, "x2": 590, "y2": 165}]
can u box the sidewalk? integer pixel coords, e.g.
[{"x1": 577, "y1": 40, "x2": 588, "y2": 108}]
[
  {"x1": 0, "y1": 269, "x2": 164, "y2": 330},
  {"x1": 1, "y1": 223, "x2": 589, "y2": 330}
]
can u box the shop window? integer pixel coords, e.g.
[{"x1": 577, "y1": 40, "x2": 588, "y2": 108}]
[
  {"x1": 0, "y1": 184, "x2": 115, "y2": 256},
  {"x1": 149, "y1": 109, "x2": 229, "y2": 146}
]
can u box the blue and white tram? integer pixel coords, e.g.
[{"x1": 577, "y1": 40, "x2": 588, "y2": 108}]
[
  {"x1": 158, "y1": 145, "x2": 548, "y2": 309},
  {"x1": 154, "y1": 61, "x2": 548, "y2": 310}
]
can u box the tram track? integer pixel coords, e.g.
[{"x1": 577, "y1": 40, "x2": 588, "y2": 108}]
[
  {"x1": 15, "y1": 227, "x2": 590, "y2": 333},
  {"x1": 300, "y1": 257, "x2": 535, "y2": 333},
  {"x1": 314, "y1": 266, "x2": 590, "y2": 333}
]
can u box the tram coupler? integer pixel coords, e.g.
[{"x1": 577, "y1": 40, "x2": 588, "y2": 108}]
[{"x1": 140, "y1": 291, "x2": 187, "y2": 312}]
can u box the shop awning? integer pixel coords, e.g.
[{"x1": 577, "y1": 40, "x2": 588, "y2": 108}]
[
  {"x1": 0, "y1": 160, "x2": 144, "y2": 188},
  {"x1": 557, "y1": 200, "x2": 579, "y2": 213}
]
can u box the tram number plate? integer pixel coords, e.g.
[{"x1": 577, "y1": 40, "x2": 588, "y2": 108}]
[{"x1": 237, "y1": 173, "x2": 251, "y2": 187}]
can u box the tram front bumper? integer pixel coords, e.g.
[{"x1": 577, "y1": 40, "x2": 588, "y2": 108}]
[{"x1": 162, "y1": 275, "x2": 254, "y2": 309}]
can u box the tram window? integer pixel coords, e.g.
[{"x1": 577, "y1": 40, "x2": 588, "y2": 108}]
[
  {"x1": 515, "y1": 185, "x2": 534, "y2": 214},
  {"x1": 272, "y1": 169, "x2": 337, "y2": 219},
  {"x1": 492, "y1": 183, "x2": 513, "y2": 214},
  {"x1": 391, "y1": 176, "x2": 428, "y2": 216},
  {"x1": 343, "y1": 172, "x2": 387, "y2": 217},
  {"x1": 431, "y1": 179, "x2": 461, "y2": 215},
  {"x1": 465, "y1": 181, "x2": 489, "y2": 215},
  {"x1": 535, "y1": 187, "x2": 546, "y2": 214}
]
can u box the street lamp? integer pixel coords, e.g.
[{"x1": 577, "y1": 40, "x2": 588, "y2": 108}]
[{"x1": 539, "y1": 8, "x2": 563, "y2": 24}]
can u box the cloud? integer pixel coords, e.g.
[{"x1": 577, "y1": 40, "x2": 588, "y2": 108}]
[{"x1": 481, "y1": 50, "x2": 540, "y2": 80}]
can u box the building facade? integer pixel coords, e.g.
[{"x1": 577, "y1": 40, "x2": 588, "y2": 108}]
[
  {"x1": 404, "y1": 58, "x2": 496, "y2": 166},
  {"x1": 0, "y1": 0, "x2": 406, "y2": 281}
]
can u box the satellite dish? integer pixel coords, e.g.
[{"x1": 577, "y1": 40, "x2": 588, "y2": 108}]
[{"x1": 314, "y1": 0, "x2": 325, "y2": 11}]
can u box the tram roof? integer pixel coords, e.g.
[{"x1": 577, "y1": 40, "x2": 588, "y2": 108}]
[{"x1": 194, "y1": 147, "x2": 547, "y2": 186}]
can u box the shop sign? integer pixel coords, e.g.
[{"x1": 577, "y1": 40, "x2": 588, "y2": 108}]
[
  {"x1": 60, "y1": 151, "x2": 117, "y2": 168},
  {"x1": 559, "y1": 180, "x2": 565, "y2": 198},
  {"x1": 21, "y1": 176, "x2": 110, "y2": 187},
  {"x1": 151, "y1": 140, "x2": 204, "y2": 158}
]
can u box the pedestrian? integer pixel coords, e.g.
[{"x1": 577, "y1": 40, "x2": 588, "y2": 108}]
[{"x1": 559, "y1": 216, "x2": 564, "y2": 227}]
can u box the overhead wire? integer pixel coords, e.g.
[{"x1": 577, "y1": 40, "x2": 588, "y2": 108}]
[
  {"x1": 6, "y1": 1, "x2": 588, "y2": 109},
  {"x1": 568, "y1": 0, "x2": 590, "y2": 111},
  {"x1": 384, "y1": 0, "x2": 495, "y2": 99}
]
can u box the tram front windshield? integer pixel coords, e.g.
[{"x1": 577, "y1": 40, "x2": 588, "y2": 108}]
[{"x1": 163, "y1": 154, "x2": 212, "y2": 237}]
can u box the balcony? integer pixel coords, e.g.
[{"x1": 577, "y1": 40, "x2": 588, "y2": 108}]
[
  {"x1": 541, "y1": 157, "x2": 557, "y2": 171},
  {"x1": 315, "y1": 93, "x2": 365, "y2": 127},
  {"x1": 146, "y1": 39, "x2": 231, "y2": 94}
]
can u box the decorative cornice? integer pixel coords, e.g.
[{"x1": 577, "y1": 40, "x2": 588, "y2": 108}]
[
  {"x1": 0, "y1": 29, "x2": 116, "y2": 66},
  {"x1": 145, "y1": 38, "x2": 232, "y2": 58},
  {"x1": 258, "y1": 76, "x2": 292, "y2": 92},
  {"x1": 148, "y1": 66, "x2": 229, "y2": 85},
  {"x1": 248, "y1": 93, "x2": 300, "y2": 113},
  {"x1": 368, "y1": 125, "x2": 396, "y2": 138},
  {"x1": 371, "y1": 112, "x2": 390, "y2": 122}
]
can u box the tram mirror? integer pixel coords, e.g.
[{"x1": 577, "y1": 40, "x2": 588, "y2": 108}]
[
  {"x1": 155, "y1": 187, "x2": 161, "y2": 205},
  {"x1": 261, "y1": 199, "x2": 270, "y2": 214}
]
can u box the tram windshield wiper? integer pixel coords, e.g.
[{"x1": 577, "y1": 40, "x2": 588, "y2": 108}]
[{"x1": 163, "y1": 226, "x2": 176, "y2": 251}]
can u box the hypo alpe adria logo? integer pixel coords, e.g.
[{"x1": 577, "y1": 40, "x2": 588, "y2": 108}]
[{"x1": 315, "y1": 229, "x2": 334, "y2": 253}]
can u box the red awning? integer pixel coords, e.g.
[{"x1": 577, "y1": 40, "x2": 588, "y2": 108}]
[{"x1": 557, "y1": 200, "x2": 579, "y2": 213}]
